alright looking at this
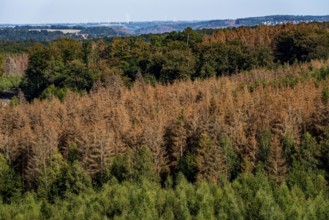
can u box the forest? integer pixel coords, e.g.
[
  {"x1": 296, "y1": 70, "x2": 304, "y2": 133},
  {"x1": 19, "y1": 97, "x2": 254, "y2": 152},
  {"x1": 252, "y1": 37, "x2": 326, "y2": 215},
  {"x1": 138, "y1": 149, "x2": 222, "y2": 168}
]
[{"x1": 0, "y1": 22, "x2": 329, "y2": 219}]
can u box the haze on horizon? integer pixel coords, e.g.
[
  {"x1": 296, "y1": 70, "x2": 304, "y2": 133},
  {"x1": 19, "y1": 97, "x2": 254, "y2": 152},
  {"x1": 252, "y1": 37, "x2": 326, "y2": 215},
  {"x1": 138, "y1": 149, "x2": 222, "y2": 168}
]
[{"x1": 0, "y1": 0, "x2": 328, "y2": 24}]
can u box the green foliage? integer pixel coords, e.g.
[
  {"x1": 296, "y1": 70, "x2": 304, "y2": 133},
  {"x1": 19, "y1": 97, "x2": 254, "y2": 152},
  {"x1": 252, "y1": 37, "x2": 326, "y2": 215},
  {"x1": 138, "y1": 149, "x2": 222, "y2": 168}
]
[
  {"x1": 274, "y1": 30, "x2": 329, "y2": 64},
  {"x1": 15, "y1": 23, "x2": 329, "y2": 101},
  {"x1": 216, "y1": 184, "x2": 245, "y2": 219},
  {"x1": 59, "y1": 59, "x2": 96, "y2": 91},
  {"x1": 159, "y1": 42, "x2": 196, "y2": 83},
  {"x1": 0, "y1": 76, "x2": 22, "y2": 91},
  {"x1": 299, "y1": 132, "x2": 320, "y2": 169},
  {"x1": 0, "y1": 53, "x2": 4, "y2": 76},
  {"x1": 40, "y1": 84, "x2": 68, "y2": 101},
  {"x1": 320, "y1": 128, "x2": 329, "y2": 174},
  {"x1": 10, "y1": 96, "x2": 21, "y2": 107},
  {"x1": 110, "y1": 149, "x2": 134, "y2": 182},
  {"x1": 274, "y1": 183, "x2": 304, "y2": 219},
  {"x1": 253, "y1": 189, "x2": 285, "y2": 220},
  {"x1": 196, "y1": 41, "x2": 257, "y2": 77},
  {"x1": 282, "y1": 135, "x2": 297, "y2": 166},
  {"x1": 0, "y1": 164, "x2": 328, "y2": 219},
  {"x1": 133, "y1": 146, "x2": 159, "y2": 182},
  {"x1": 305, "y1": 194, "x2": 329, "y2": 220},
  {"x1": 108, "y1": 147, "x2": 159, "y2": 183},
  {"x1": 195, "y1": 133, "x2": 222, "y2": 183},
  {"x1": 257, "y1": 129, "x2": 272, "y2": 163},
  {"x1": 287, "y1": 160, "x2": 327, "y2": 198},
  {"x1": 67, "y1": 142, "x2": 80, "y2": 164},
  {"x1": 0, "y1": 154, "x2": 22, "y2": 204},
  {"x1": 21, "y1": 39, "x2": 97, "y2": 100},
  {"x1": 48, "y1": 161, "x2": 92, "y2": 201},
  {"x1": 37, "y1": 152, "x2": 66, "y2": 199},
  {"x1": 220, "y1": 135, "x2": 240, "y2": 181},
  {"x1": 177, "y1": 152, "x2": 197, "y2": 182},
  {"x1": 312, "y1": 67, "x2": 329, "y2": 81},
  {"x1": 321, "y1": 87, "x2": 329, "y2": 104}
]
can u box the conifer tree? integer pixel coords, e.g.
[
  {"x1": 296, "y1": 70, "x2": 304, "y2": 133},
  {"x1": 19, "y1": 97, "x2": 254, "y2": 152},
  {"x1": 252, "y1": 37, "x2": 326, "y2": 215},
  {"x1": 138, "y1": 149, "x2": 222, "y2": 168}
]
[
  {"x1": 37, "y1": 152, "x2": 65, "y2": 199},
  {"x1": 164, "y1": 118, "x2": 187, "y2": 175},
  {"x1": 300, "y1": 132, "x2": 320, "y2": 169},
  {"x1": 220, "y1": 135, "x2": 239, "y2": 181},
  {"x1": 195, "y1": 133, "x2": 223, "y2": 183},
  {"x1": 266, "y1": 137, "x2": 287, "y2": 184},
  {"x1": 133, "y1": 146, "x2": 158, "y2": 182},
  {"x1": 110, "y1": 148, "x2": 134, "y2": 182}
]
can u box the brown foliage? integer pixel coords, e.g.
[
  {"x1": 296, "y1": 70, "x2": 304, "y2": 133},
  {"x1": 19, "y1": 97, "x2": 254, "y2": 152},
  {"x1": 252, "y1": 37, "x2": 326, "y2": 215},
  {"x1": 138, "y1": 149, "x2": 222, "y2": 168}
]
[
  {"x1": 4, "y1": 54, "x2": 28, "y2": 76},
  {"x1": 267, "y1": 136, "x2": 287, "y2": 184},
  {"x1": 0, "y1": 60, "x2": 328, "y2": 183},
  {"x1": 203, "y1": 22, "x2": 325, "y2": 47}
]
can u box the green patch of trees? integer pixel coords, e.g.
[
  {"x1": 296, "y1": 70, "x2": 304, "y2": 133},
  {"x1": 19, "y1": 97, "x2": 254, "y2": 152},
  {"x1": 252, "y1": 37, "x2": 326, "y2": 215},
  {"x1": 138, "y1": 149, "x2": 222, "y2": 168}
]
[
  {"x1": 18, "y1": 22, "x2": 329, "y2": 100},
  {"x1": 1, "y1": 132, "x2": 329, "y2": 219}
]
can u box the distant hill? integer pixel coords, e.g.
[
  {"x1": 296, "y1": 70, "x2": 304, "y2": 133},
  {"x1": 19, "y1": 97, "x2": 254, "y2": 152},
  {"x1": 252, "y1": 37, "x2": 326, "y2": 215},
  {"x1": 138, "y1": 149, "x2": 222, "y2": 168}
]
[
  {"x1": 0, "y1": 15, "x2": 329, "y2": 40},
  {"x1": 133, "y1": 15, "x2": 329, "y2": 34}
]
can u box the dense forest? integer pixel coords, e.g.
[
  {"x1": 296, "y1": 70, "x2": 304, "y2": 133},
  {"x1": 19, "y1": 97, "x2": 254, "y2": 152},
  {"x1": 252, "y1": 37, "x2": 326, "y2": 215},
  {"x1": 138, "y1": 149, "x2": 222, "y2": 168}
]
[{"x1": 0, "y1": 22, "x2": 329, "y2": 219}]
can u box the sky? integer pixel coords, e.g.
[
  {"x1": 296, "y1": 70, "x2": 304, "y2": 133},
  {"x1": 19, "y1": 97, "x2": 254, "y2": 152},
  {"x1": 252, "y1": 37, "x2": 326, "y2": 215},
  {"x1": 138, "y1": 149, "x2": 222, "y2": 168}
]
[{"x1": 0, "y1": 0, "x2": 328, "y2": 24}]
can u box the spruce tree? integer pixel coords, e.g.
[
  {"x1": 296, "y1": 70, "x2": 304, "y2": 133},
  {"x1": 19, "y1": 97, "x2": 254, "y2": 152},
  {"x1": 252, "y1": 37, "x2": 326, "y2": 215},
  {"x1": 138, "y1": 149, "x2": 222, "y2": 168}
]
[{"x1": 195, "y1": 133, "x2": 223, "y2": 183}]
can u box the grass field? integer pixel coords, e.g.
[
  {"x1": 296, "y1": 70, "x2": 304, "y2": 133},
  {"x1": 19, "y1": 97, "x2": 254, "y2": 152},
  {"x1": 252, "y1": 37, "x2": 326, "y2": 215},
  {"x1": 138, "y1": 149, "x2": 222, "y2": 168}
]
[{"x1": 29, "y1": 29, "x2": 81, "y2": 34}]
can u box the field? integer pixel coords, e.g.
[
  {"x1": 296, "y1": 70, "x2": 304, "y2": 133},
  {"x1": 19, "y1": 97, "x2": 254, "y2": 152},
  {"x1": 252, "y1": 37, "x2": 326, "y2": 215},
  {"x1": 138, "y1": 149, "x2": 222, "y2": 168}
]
[{"x1": 29, "y1": 29, "x2": 81, "y2": 34}]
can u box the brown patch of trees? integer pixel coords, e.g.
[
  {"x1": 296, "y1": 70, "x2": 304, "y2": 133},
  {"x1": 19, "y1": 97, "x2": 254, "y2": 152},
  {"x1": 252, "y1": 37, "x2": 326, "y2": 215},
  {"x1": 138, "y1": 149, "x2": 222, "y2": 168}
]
[{"x1": 1, "y1": 59, "x2": 329, "y2": 185}]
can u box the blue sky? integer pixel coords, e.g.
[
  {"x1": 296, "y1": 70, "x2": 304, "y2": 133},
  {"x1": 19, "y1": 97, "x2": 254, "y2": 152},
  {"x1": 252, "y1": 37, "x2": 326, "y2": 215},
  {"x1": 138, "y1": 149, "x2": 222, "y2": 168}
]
[{"x1": 0, "y1": 0, "x2": 328, "y2": 24}]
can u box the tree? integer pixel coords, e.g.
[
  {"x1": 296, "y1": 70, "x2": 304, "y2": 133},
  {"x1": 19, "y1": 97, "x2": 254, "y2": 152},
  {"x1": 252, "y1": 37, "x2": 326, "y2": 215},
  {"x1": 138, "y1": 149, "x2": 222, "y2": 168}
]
[
  {"x1": 164, "y1": 118, "x2": 187, "y2": 175},
  {"x1": 58, "y1": 59, "x2": 96, "y2": 91},
  {"x1": 160, "y1": 41, "x2": 196, "y2": 83},
  {"x1": 252, "y1": 189, "x2": 284, "y2": 220},
  {"x1": 182, "y1": 27, "x2": 202, "y2": 47},
  {"x1": 110, "y1": 149, "x2": 134, "y2": 183},
  {"x1": 282, "y1": 135, "x2": 297, "y2": 167},
  {"x1": 273, "y1": 30, "x2": 325, "y2": 64},
  {"x1": 299, "y1": 132, "x2": 320, "y2": 169},
  {"x1": 133, "y1": 146, "x2": 159, "y2": 182},
  {"x1": 220, "y1": 135, "x2": 239, "y2": 181},
  {"x1": 287, "y1": 160, "x2": 327, "y2": 198},
  {"x1": 51, "y1": 39, "x2": 83, "y2": 63},
  {"x1": 257, "y1": 129, "x2": 272, "y2": 163},
  {"x1": 21, "y1": 40, "x2": 96, "y2": 100},
  {"x1": 274, "y1": 183, "x2": 303, "y2": 219},
  {"x1": 320, "y1": 128, "x2": 329, "y2": 172},
  {"x1": 48, "y1": 161, "x2": 92, "y2": 201},
  {"x1": 195, "y1": 133, "x2": 223, "y2": 183},
  {"x1": 21, "y1": 44, "x2": 54, "y2": 98},
  {"x1": 0, "y1": 154, "x2": 22, "y2": 203},
  {"x1": 266, "y1": 137, "x2": 287, "y2": 184},
  {"x1": 217, "y1": 184, "x2": 245, "y2": 219},
  {"x1": 37, "y1": 152, "x2": 65, "y2": 199}
]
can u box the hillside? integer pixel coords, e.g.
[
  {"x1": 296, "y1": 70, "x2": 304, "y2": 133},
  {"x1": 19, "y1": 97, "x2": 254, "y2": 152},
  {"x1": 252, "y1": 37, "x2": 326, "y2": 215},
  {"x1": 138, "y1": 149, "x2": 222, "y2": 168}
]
[
  {"x1": 0, "y1": 20, "x2": 329, "y2": 218},
  {"x1": 0, "y1": 59, "x2": 329, "y2": 218},
  {"x1": 0, "y1": 15, "x2": 329, "y2": 40}
]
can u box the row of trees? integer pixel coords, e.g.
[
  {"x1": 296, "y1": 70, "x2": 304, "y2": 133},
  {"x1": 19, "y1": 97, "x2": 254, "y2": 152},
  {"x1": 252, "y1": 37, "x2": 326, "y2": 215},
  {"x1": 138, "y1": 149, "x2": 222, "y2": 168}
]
[
  {"x1": 0, "y1": 29, "x2": 82, "y2": 41},
  {"x1": 20, "y1": 22, "x2": 329, "y2": 100},
  {"x1": 1, "y1": 150, "x2": 329, "y2": 219}
]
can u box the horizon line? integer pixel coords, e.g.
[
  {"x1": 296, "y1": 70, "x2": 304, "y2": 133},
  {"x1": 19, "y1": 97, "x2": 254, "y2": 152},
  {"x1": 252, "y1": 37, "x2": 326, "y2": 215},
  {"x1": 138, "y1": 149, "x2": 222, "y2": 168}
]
[{"x1": 0, "y1": 14, "x2": 329, "y2": 26}]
